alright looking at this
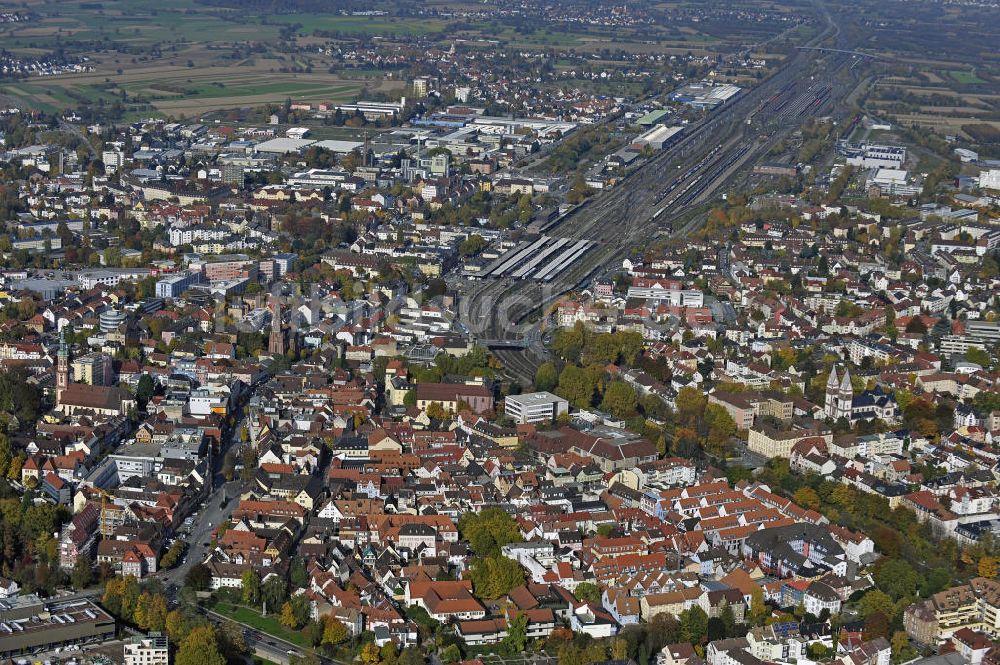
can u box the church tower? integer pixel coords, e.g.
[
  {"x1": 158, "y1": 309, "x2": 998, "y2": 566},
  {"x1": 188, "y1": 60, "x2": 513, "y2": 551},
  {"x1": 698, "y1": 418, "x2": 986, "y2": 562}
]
[
  {"x1": 824, "y1": 366, "x2": 839, "y2": 419},
  {"x1": 56, "y1": 327, "x2": 70, "y2": 405},
  {"x1": 837, "y1": 365, "x2": 854, "y2": 421},
  {"x1": 268, "y1": 297, "x2": 286, "y2": 356}
]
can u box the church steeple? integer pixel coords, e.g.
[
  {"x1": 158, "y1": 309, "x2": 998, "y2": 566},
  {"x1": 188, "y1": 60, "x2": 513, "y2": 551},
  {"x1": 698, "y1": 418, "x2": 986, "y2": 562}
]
[
  {"x1": 56, "y1": 327, "x2": 70, "y2": 404},
  {"x1": 824, "y1": 367, "x2": 838, "y2": 419},
  {"x1": 268, "y1": 297, "x2": 286, "y2": 356},
  {"x1": 837, "y1": 365, "x2": 853, "y2": 421}
]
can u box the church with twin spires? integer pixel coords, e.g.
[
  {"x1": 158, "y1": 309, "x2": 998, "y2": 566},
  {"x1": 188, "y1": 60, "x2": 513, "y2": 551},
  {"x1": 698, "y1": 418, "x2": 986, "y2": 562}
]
[{"x1": 824, "y1": 364, "x2": 900, "y2": 425}]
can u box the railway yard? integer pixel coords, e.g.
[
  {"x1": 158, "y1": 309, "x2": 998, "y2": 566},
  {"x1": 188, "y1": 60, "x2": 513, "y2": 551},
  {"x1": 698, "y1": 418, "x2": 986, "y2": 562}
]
[{"x1": 455, "y1": 2, "x2": 863, "y2": 384}]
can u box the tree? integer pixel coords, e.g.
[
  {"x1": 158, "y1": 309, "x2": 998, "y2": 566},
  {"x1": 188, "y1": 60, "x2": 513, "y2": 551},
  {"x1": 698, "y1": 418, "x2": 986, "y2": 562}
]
[
  {"x1": 302, "y1": 619, "x2": 323, "y2": 647},
  {"x1": 748, "y1": 588, "x2": 769, "y2": 626},
  {"x1": 290, "y1": 558, "x2": 309, "y2": 588},
  {"x1": 863, "y1": 611, "x2": 890, "y2": 642},
  {"x1": 703, "y1": 404, "x2": 737, "y2": 455},
  {"x1": 459, "y1": 234, "x2": 487, "y2": 257},
  {"x1": 858, "y1": 590, "x2": 896, "y2": 620},
  {"x1": 601, "y1": 381, "x2": 638, "y2": 419},
  {"x1": 892, "y1": 630, "x2": 916, "y2": 663},
  {"x1": 875, "y1": 559, "x2": 918, "y2": 600},
  {"x1": 185, "y1": 563, "x2": 211, "y2": 591},
  {"x1": 501, "y1": 611, "x2": 528, "y2": 655},
  {"x1": 165, "y1": 609, "x2": 193, "y2": 643},
  {"x1": 241, "y1": 569, "x2": 261, "y2": 606},
  {"x1": 534, "y1": 361, "x2": 559, "y2": 392},
  {"x1": 720, "y1": 604, "x2": 737, "y2": 637},
  {"x1": 280, "y1": 601, "x2": 298, "y2": 629},
  {"x1": 793, "y1": 487, "x2": 821, "y2": 511},
  {"x1": 808, "y1": 643, "x2": 830, "y2": 659},
  {"x1": 135, "y1": 374, "x2": 154, "y2": 406},
  {"x1": 680, "y1": 606, "x2": 709, "y2": 644},
  {"x1": 440, "y1": 644, "x2": 462, "y2": 664},
  {"x1": 134, "y1": 592, "x2": 168, "y2": 631},
  {"x1": 321, "y1": 616, "x2": 349, "y2": 646},
  {"x1": 72, "y1": 553, "x2": 94, "y2": 589},
  {"x1": 979, "y1": 556, "x2": 999, "y2": 579},
  {"x1": 574, "y1": 582, "x2": 602, "y2": 604},
  {"x1": 160, "y1": 540, "x2": 186, "y2": 569},
  {"x1": 458, "y1": 507, "x2": 521, "y2": 557},
  {"x1": 6, "y1": 452, "x2": 23, "y2": 481},
  {"x1": 288, "y1": 594, "x2": 310, "y2": 628},
  {"x1": 707, "y1": 616, "x2": 727, "y2": 641},
  {"x1": 261, "y1": 576, "x2": 287, "y2": 614},
  {"x1": 425, "y1": 401, "x2": 448, "y2": 420},
  {"x1": 360, "y1": 641, "x2": 383, "y2": 664},
  {"x1": 380, "y1": 641, "x2": 398, "y2": 665},
  {"x1": 466, "y1": 556, "x2": 526, "y2": 599},
  {"x1": 102, "y1": 575, "x2": 140, "y2": 621},
  {"x1": 0, "y1": 433, "x2": 11, "y2": 478},
  {"x1": 556, "y1": 364, "x2": 596, "y2": 408},
  {"x1": 675, "y1": 386, "x2": 707, "y2": 428},
  {"x1": 176, "y1": 626, "x2": 226, "y2": 665},
  {"x1": 399, "y1": 647, "x2": 424, "y2": 665},
  {"x1": 965, "y1": 347, "x2": 991, "y2": 367}
]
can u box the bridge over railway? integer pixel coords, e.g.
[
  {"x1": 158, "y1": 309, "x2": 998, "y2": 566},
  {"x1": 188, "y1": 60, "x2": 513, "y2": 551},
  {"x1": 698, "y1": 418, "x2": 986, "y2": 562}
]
[
  {"x1": 478, "y1": 339, "x2": 529, "y2": 350},
  {"x1": 796, "y1": 46, "x2": 889, "y2": 60}
]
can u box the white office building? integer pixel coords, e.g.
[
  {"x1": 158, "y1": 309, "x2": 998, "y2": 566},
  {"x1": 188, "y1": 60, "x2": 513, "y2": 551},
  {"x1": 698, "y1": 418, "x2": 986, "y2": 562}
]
[
  {"x1": 504, "y1": 391, "x2": 569, "y2": 424},
  {"x1": 980, "y1": 169, "x2": 1000, "y2": 191},
  {"x1": 124, "y1": 633, "x2": 169, "y2": 665},
  {"x1": 843, "y1": 143, "x2": 906, "y2": 169}
]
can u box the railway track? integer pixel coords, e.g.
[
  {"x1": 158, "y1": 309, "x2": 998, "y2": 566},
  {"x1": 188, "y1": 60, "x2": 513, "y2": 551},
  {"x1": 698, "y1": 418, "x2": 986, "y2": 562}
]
[{"x1": 459, "y1": 0, "x2": 857, "y2": 384}]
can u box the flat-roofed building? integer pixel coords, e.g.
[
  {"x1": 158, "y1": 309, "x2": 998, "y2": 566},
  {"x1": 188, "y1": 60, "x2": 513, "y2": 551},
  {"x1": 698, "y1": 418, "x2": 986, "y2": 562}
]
[
  {"x1": 124, "y1": 632, "x2": 169, "y2": 665},
  {"x1": 0, "y1": 596, "x2": 115, "y2": 658},
  {"x1": 505, "y1": 391, "x2": 569, "y2": 424}
]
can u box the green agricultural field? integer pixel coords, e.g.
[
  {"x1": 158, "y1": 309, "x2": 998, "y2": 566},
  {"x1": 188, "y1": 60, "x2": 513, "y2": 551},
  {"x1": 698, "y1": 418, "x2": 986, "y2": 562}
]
[
  {"x1": 270, "y1": 14, "x2": 447, "y2": 37},
  {"x1": 949, "y1": 70, "x2": 987, "y2": 85}
]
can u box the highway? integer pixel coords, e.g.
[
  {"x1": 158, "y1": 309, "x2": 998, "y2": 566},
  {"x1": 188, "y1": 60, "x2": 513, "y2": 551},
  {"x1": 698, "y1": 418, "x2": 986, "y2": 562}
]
[{"x1": 456, "y1": 0, "x2": 856, "y2": 385}]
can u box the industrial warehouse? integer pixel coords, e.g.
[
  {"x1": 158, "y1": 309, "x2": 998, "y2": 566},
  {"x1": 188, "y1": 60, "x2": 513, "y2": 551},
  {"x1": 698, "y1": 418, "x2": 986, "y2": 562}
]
[{"x1": 0, "y1": 595, "x2": 116, "y2": 657}]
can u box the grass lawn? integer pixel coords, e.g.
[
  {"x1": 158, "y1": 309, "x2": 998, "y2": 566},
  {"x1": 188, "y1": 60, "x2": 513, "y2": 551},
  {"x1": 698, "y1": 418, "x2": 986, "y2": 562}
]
[
  {"x1": 207, "y1": 600, "x2": 308, "y2": 646},
  {"x1": 949, "y1": 70, "x2": 987, "y2": 84}
]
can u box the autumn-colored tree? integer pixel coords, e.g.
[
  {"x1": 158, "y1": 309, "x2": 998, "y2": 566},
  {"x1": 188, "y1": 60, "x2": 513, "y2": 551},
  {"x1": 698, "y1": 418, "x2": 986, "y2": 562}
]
[
  {"x1": 321, "y1": 616, "x2": 349, "y2": 646},
  {"x1": 858, "y1": 591, "x2": 896, "y2": 620},
  {"x1": 601, "y1": 381, "x2": 638, "y2": 419},
  {"x1": 675, "y1": 386, "x2": 708, "y2": 428},
  {"x1": 134, "y1": 592, "x2": 168, "y2": 631},
  {"x1": 360, "y1": 642, "x2": 383, "y2": 665},
  {"x1": 279, "y1": 601, "x2": 298, "y2": 629},
  {"x1": 241, "y1": 569, "x2": 261, "y2": 606},
  {"x1": 748, "y1": 588, "x2": 769, "y2": 626},
  {"x1": 979, "y1": 556, "x2": 999, "y2": 579},
  {"x1": 425, "y1": 401, "x2": 448, "y2": 420},
  {"x1": 176, "y1": 626, "x2": 226, "y2": 665},
  {"x1": 793, "y1": 487, "x2": 821, "y2": 511},
  {"x1": 165, "y1": 609, "x2": 190, "y2": 643},
  {"x1": 862, "y1": 611, "x2": 890, "y2": 642},
  {"x1": 467, "y1": 555, "x2": 526, "y2": 599}
]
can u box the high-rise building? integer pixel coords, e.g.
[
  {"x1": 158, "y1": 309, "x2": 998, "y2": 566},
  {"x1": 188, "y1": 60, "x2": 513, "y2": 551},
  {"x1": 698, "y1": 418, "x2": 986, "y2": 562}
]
[{"x1": 221, "y1": 162, "x2": 245, "y2": 186}]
